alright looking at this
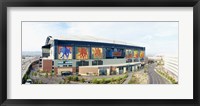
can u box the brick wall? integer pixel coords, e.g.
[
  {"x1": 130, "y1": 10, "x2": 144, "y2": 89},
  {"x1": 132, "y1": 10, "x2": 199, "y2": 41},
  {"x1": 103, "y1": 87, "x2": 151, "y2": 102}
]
[{"x1": 42, "y1": 59, "x2": 52, "y2": 72}]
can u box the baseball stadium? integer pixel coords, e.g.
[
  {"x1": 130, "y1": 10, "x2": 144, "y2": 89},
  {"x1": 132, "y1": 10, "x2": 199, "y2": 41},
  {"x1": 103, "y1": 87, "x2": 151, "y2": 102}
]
[{"x1": 40, "y1": 36, "x2": 145, "y2": 76}]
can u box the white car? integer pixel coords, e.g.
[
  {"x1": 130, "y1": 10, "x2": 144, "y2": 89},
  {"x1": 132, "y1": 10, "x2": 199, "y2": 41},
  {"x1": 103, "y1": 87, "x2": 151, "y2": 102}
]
[{"x1": 25, "y1": 79, "x2": 33, "y2": 84}]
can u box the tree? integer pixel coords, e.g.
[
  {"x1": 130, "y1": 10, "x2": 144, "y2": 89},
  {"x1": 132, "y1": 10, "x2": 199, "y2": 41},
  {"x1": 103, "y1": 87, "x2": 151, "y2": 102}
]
[
  {"x1": 72, "y1": 76, "x2": 79, "y2": 81},
  {"x1": 24, "y1": 74, "x2": 28, "y2": 80},
  {"x1": 50, "y1": 70, "x2": 54, "y2": 78},
  {"x1": 66, "y1": 76, "x2": 72, "y2": 81},
  {"x1": 31, "y1": 72, "x2": 34, "y2": 76},
  {"x1": 45, "y1": 72, "x2": 48, "y2": 78},
  {"x1": 80, "y1": 78, "x2": 85, "y2": 83}
]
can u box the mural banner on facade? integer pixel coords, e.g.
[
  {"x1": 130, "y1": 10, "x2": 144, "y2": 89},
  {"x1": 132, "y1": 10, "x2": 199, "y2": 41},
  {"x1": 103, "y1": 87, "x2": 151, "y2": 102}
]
[
  {"x1": 126, "y1": 49, "x2": 133, "y2": 59},
  {"x1": 106, "y1": 48, "x2": 123, "y2": 58},
  {"x1": 92, "y1": 47, "x2": 103, "y2": 59},
  {"x1": 134, "y1": 50, "x2": 139, "y2": 58},
  {"x1": 58, "y1": 46, "x2": 73, "y2": 60},
  {"x1": 140, "y1": 51, "x2": 144, "y2": 58},
  {"x1": 76, "y1": 47, "x2": 89, "y2": 60}
]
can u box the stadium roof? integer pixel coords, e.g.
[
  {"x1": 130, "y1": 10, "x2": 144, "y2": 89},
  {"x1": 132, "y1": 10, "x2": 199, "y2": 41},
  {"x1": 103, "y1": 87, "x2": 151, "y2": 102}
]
[{"x1": 49, "y1": 35, "x2": 143, "y2": 47}]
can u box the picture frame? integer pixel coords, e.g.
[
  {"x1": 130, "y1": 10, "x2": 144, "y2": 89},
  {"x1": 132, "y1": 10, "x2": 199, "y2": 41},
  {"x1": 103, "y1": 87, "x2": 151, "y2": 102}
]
[{"x1": 0, "y1": 0, "x2": 199, "y2": 106}]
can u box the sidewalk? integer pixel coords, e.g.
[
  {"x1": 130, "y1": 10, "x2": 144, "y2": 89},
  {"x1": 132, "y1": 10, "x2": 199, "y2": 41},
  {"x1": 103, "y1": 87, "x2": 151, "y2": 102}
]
[{"x1": 123, "y1": 71, "x2": 133, "y2": 84}]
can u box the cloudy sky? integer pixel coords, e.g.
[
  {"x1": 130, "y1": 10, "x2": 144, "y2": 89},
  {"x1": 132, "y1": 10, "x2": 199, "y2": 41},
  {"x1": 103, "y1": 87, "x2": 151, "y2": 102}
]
[{"x1": 22, "y1": 22, "x2": 178, "y2": 56}]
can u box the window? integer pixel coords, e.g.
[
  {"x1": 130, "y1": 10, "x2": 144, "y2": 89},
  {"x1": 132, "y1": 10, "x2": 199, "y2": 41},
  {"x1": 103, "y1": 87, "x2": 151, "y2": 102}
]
[
  {"x1": 92, "y1": 60, "x2": 103, "y2": 65},
  {"x1": 92, "y1": 61, "x2": 97, "y2": 65}
]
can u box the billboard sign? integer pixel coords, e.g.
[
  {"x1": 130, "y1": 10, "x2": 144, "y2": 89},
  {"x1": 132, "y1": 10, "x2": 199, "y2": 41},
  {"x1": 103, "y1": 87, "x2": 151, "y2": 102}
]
[
  {"x1": 76, "y1": 47, "x2": 89, "y2": 60},
  {"x1": 58, "y1": 46, "x2": 72, "y2": 60}
]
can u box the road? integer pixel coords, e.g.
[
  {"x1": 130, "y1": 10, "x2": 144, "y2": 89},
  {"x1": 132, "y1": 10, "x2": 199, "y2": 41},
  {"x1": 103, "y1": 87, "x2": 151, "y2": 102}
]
[
  {"x1": 22, "y1": 56, "x2": 40, "y2": 79},
  {"x1": 147, "y1": 63, "x2": 170, "y2": 84}
]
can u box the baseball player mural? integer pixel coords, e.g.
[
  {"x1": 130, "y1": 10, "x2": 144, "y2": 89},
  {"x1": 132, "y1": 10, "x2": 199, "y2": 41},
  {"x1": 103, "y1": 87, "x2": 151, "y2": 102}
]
[
  {"x1": 92, "y1": 47, "x2": 103, "y2": 59},
  {"x1": 76, "y1": 47, "x2": 89, "y2": 60},
  {"x1": 58, "y1": 46, "x2": 73, "y2": 60},
  {"x1": 134, "y1": 50, "x2": 139, "y2": 58},
  {"x1": 126, "y1": 49, "x2": 133, "y2": 59}
]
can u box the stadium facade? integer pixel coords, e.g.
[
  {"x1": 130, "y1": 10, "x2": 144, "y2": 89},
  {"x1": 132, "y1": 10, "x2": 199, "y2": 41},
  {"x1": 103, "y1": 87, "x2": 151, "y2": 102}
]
[{"x1": 40, "y1": 36, "x2": 145, "y2": 76}]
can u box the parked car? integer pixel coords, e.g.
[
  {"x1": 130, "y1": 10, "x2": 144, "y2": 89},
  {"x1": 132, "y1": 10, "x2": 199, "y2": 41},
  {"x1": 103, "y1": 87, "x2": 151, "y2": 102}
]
[
  {"x1": 25, "y1": 79, "x2": 33, "y2": 84},
  {"x1": 61, "y1": 71, "x2": 72, "y2": 76}
]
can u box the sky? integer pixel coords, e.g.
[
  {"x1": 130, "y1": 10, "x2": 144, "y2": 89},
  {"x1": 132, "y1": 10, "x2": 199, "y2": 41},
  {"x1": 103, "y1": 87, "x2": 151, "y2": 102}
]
[{"x1": 22, "y1": 22, "x2": 178, "y2": 56}]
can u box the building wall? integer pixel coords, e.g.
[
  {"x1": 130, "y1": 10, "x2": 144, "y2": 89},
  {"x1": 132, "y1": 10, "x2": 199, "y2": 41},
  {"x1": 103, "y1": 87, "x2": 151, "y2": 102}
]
[
  {"x1": 54, "y1": 60, "x2": 73, "y2": 67},
  {"x1": 56, "y1": 67, "x2": 73, "y2": 75},
  {"x1": 79, "y1": 67, "x2": 99, "y2": 75},
  {"x1": 52, "y1": 40, "x2": 145, "y2": 60},
  {"x1": 53, "y1": 58, "x2": 141, "y2": 70},
  {"x1": 42, "y1": 59, "x2": 52, "y2": 72},
  {"x1": 42, "y1": 38, "x2": 145, "y2": 76},
  {"x1": 54, "y1": 67, "x2": 76, "y2": 75},
  {"x1": 49, "y1": 46, "x2": 54, "y2": 59},
  {"x1": 42, "y1": 48, "x2": 50, "y2": 57},
  {"x1": 163, "y1": 56, "x2": 178, "y2": 81}
]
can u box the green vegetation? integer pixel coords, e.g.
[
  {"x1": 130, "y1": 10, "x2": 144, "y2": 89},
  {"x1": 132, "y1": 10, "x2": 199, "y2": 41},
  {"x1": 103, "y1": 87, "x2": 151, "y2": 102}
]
[
  {"x1": 157, "y1": 70, "x2": 177, "y2": 84},
  {"x1": 72, "y1": 76, "x2": 79, "y2": 81},
  {"x1": 31, "y1": 72, "x2": 34, "y2": 76},
  {"x1": 24, "y1": 74, "x2": 29, "y2": 81},
  {"x1": 80, "y1": 78, "x2": 85, "y2": 83},
  {"x1": 34, "y1": 80, "x2": 43, "y2": 84},
  {"x1": 33, "y1": 72, "x2": 37, "y2": 76},
  {"x1": 37, "y1": 69, "x2": 41, "y2": 72},
  {"x1": 156, "y1": 59, "x2": 164, "y2": 66},
  {"x1": 63, "y1": 77, "x2": 70, "y2": 84},
  {"x1": 59, "y1": 81, "x2": 63, "y2": 84},
  {"x1": 38, "y1": 80, "x2": 43, "y2": 84},
  {"x1": 128, "y1": 72, "x2": 148, "y2": 84},
  {"x1": 45, "y1": 72, "x2": 48, "y2": 78},
  {"x1": 66, "y1": 76, "x2": 72, "y2": 81},
  {"x1": 50, "y1": 71, "x2": 54, "y2": 77},
  {"x1": 144, "y1": 65, "x2": 148, "y2": 73},
  {"x1": 92, "y1": 78, "x2": 99, "y2": 84},
  {"x1": 128, "y1": 74, "x2": 139, "y2": 84},
  {"x1": 62, "y1": 76, "x2": 80, "y2": 84},
  {"x1": 91, "y1": 74, "x2": 128, "y2": 84}
]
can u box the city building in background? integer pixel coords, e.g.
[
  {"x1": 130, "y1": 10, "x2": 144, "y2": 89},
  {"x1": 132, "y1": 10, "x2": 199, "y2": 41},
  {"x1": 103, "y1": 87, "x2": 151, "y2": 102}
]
[
  {"x1": 163, "y1": 56, "x2": 178, "y2": 82},
  {"x1": 40, "y1": 36, "x2": 145, "y2": 76},
  {"x1": 148, "y1": 55, "x2": 178, "y2": 82}
]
